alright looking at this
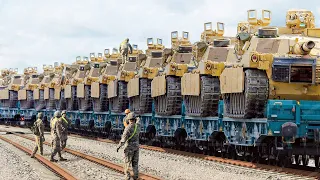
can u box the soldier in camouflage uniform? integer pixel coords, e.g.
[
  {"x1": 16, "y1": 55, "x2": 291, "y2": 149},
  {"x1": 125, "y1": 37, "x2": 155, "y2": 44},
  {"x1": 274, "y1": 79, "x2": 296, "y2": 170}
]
[
  {"x1": 50, "y1": 111, "x2": 67, "y2": 162},
  {"x1": 60, "y1": 110, "x2": 71, "y2": 150},
  {"x1": 119, "y1": 38, "x2": 133, "y2": 64},
  {"x1": 31, "y1": 112, "x2": 45, "y2": 158},
  {"x1": 123, "y1": 109, "x2": 130, "y2": 128},
  {"x1": 117, "y1": 112, "x2": 140, "y2": 180}
]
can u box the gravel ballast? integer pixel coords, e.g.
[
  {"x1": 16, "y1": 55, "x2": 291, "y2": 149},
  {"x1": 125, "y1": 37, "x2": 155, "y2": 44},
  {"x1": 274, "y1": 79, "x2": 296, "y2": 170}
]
[
  {"x1": 2, "y1": 133, "x2": 123, "y2": 180},
  {"x1": 0, "y1": 134, "x2": 59, "y2": 180},
  {"x1": 45, "y1": 134, "x2": 306, "y2": 180},
  {"x1": 0, "y1": 126, "x2": 312, "y2": 180}
]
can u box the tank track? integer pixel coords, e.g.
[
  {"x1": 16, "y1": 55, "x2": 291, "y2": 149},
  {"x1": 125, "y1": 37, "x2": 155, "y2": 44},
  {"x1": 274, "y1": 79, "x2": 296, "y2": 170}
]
[
  {"x1": 223, "y1": 69, "x2": 268, "y2": 119},
  {"x1": 66, "y1": 86, "x2": 79, "y2": 111},
  {"x1": 35, "y1": 90, "x2": 46, "y2": 111},
  {"x1": 110, "y1": 81, "x2": 129, "y2": 113},
  {"x1": 93, "y1": 84, "x2": 109, "y2": 112},
  {"x1": 46, "y1": 88, "x2": 56, "y2": 110},
  {"x1": 129, "y1": 78, "x2": 152, "y2": 115},
  {"x1": 78, "y1": 85, "x2": 93, "y2": 111},
  {"x1": 20, "y1": 90, "x2": 34, "y2": 109},
  {"x1": 154, "y1": 76, "x2": 181, "y2": 116},
  {"x1": 184, "y1": 76, "x2": 220, "y2": 117},
  {"x1": 56, "y1": 90, "x2": 66, "y2": 110},
  {"x1": 0, "y1": 90, "x2": 18, "y2": 108}
]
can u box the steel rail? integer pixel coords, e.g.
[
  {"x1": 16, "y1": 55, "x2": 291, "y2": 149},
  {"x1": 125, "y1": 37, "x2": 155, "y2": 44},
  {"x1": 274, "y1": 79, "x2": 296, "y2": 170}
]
[
  {"x1": 14, "y1": 133, "x2": 162, "y2": 180},
  {"x1": 69, "y1": 133, "x2": 320, "y2": 179},
  {"x1": 0, "y1": 135, "x2": 77, "y2": 180}
]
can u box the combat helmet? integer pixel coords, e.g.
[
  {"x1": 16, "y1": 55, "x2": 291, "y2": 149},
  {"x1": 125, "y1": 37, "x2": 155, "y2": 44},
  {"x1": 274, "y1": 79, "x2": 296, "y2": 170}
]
[
  {"x1": 127, "y1": 112, "x2": 136, "y2": 121},
  {"x1": 37, "y1": 112, "x2": 43, "y2": 119},
  {"x1": 54, "y1": 111, "x2": 61, "y2": 118},
  {"x1": 61, "y1": 110, "x2": 66, "y2": 115}
]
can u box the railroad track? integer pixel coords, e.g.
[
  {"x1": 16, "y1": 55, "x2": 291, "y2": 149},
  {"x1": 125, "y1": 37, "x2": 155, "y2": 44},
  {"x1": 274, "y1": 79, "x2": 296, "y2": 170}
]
[
  {"x1": 69, "y1": 133, "x2": 320, "y2": 180},
  {"x1": 0, "y1": 135, "x2": 77, "y2": 180},
  {"x1": 9, "y1": 132, "x2": 161, "y2": 180}
]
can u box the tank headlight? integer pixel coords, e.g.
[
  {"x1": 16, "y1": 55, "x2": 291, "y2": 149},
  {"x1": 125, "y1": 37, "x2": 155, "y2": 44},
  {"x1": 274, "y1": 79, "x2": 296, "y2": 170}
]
[
  {"x1": 171, "y1": 65, "x2": 176, "y2": 71},
  {"x1": 251, "y1": 54, "x2": 258, "y2": 62},
  {"x1": 206, "y1": 63, "x2": 211, "y2": 70}
]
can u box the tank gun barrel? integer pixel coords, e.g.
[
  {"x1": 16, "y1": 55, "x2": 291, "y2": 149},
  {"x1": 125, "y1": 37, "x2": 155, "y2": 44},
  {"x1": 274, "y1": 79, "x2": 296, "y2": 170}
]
[{"x1": 292, "y1": 41, "x2": 315, "y2": 55}]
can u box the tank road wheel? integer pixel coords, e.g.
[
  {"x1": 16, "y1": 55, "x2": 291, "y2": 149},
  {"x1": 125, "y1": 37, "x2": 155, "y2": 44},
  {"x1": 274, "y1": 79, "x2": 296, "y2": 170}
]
[
  {"x1": 93, "y1": 84, "x2": 108, "y2": 112},
  {"x1": 155, "y1": 76, "x2": 182, "y2": 116},
  {"x1": 66, "y1": 86, "x2": 79, "y2": 111},
  {"x1": 184, "y1": 76, "x2": 220, "y2": 117},
  {"x1": 223, "y1": 69, "x2": 268, "y2": 119},
  {"x1": 78, "y1": 85, "x2": 93, "y2": 111},
  {"x1": 46, "y1": 88, "x2": 56, "y2": 110},
  {"x1": 129, "y1": 78, "x2": 152, "y2": 114},
  {"x1": 110, "y1": 81, "x2": 129, "y2": 113},
  {"x1": 56, "y1": 90, "x2": 66, "y2": 110},
  {"x1": 35, "y1": 90, "x2": 46, "y2": 110}
]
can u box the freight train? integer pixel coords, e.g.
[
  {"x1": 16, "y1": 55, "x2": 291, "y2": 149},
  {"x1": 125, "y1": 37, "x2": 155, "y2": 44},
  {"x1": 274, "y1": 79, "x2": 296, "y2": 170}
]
[{"x1": 1, "y1": 9, "x2": 320, "y2": 169}]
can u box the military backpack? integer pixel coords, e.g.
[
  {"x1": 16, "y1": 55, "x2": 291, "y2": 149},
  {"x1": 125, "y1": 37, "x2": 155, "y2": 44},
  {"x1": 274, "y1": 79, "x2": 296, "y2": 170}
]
[{"x1": 31, "y1": 121, "x2": 40, "y2": 136}]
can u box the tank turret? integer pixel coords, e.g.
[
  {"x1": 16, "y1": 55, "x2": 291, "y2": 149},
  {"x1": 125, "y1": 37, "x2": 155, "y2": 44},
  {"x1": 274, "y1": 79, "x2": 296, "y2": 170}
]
[
  {"x1": 151, "y1": 31, "x2": 194, "y2": 116},
  {"x1": 91, "y1": 60, "x2": 119, "y2": 112},
  {"x1": 220, "y1": 9, "x2": 320, "y2": 119},
  {"x1": 19, "y1": 67, "x2": 39, "y2": 109},
  {"x1": 127, "y1": 38, "x2": 165, "y2": 114}
]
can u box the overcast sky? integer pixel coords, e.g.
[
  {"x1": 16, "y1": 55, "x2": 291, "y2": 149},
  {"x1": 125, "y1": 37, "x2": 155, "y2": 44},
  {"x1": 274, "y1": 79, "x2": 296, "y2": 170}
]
[{"x1": 0, "y1": 0, "x2": 319, "y2": 73}]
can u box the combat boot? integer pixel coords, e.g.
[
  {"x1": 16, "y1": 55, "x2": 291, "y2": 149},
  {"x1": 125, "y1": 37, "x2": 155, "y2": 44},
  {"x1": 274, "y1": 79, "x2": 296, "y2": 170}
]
[
  {"x1": 50, "y1": 155, "x2": 58, "y2": 162},
  {"x1": 40, "y1": 147, "x2": 43, "y2": 156},
  {"x1": 30, "y1": 147, "x2": 37, "y2": 158},
  {"x1": 58, "y1": 152, "x2": 67, "y2": 161}
]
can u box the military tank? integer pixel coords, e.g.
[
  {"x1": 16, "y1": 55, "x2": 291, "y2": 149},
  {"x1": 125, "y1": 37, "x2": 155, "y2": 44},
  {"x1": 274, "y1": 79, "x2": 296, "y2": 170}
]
[
  {"x1": 19, "y1": 67, "x2": 40, "y2": 109},
  {"x1": 33, "y1": 65, "x2": 55, "y2": 110},
  {"x1": 42, "y1": 62, "x2": 65, "y2": 110},
  {"x1": 220, "y1": 9, "x2": 320, "y2": 119},
  {"x1": 182, "y1": 22, "x2": 234, "y2": 117},
  {"x1": 64, "y1": 56, "x2": 90, "y2": 111},
  {"x1": 108, "y1": 44, "x2": 144, "y2": 113},
  {"x1": 92, "y1": 59, "x2": 119, "y2": 112},
  {"x1": 0, "y1": 69, "x2": 24, "y2": 108},
  {"x1": 77, "y1": 53, "x2": 104, "y2": 111},
  {"x1": 127, "y1": 38, "x2": 164, "y2": 114},
  {"x1": 152, "y1": 31, "x2": 194, "y2": 116}
]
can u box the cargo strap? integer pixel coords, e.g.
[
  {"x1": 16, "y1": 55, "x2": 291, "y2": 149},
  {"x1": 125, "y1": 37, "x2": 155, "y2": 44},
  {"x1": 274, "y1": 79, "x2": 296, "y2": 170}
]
[
  {"x1": 127, "y1": 124, "x2": 137, "y2": 142},
  {"x1": 62, "y1": 117, "x2": 68, "y2": 125}
]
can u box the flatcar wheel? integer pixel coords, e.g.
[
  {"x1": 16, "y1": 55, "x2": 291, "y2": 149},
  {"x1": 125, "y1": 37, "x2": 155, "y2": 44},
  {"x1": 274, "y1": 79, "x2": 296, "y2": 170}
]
[
  {"x1": 302, "y1": 155, "x2": 309, "y2": 166},
  {"x1": 294, "y1": 155, "x2": 301, "y2": 165},
  {"x1": 315, "y1": 156, "x2": 320, "y2": 168}
]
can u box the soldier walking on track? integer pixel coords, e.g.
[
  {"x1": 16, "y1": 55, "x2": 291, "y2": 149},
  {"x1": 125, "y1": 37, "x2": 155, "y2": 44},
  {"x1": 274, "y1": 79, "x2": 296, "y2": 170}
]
[
  {"x1": 50, "y1": 111, "x2": 67, "y2": 162},
  {"x1": 31, "y1": 112, "x2": 45, "y2": 158},
  {"x1": 61, "y1": 110, "x2": 70, "y2": 150},
  {"x1": 117, "y1": 112, "x2": 141, "y2": 180}
]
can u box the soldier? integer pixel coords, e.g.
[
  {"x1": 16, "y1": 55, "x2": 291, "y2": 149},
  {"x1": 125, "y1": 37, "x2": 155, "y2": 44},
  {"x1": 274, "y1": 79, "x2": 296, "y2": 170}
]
[
  {"x1": 123, "y1": 109, "x2": 130, "y2": 128},
  {"x1": 31, "y1": 112, "x2": 45, "y2": 158},
  {"x1": 60, "y1": 110, "x2": 70, "y2": 150},
  {"x1": 50, "y1": 111, "x2": 67, "y2": 162},
  {"x1": 117, "y1": 112, "x2": 141, "y2": 180},
  {"x1": 119, "y1": 38, "x2": 133, "y2": 64}
]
